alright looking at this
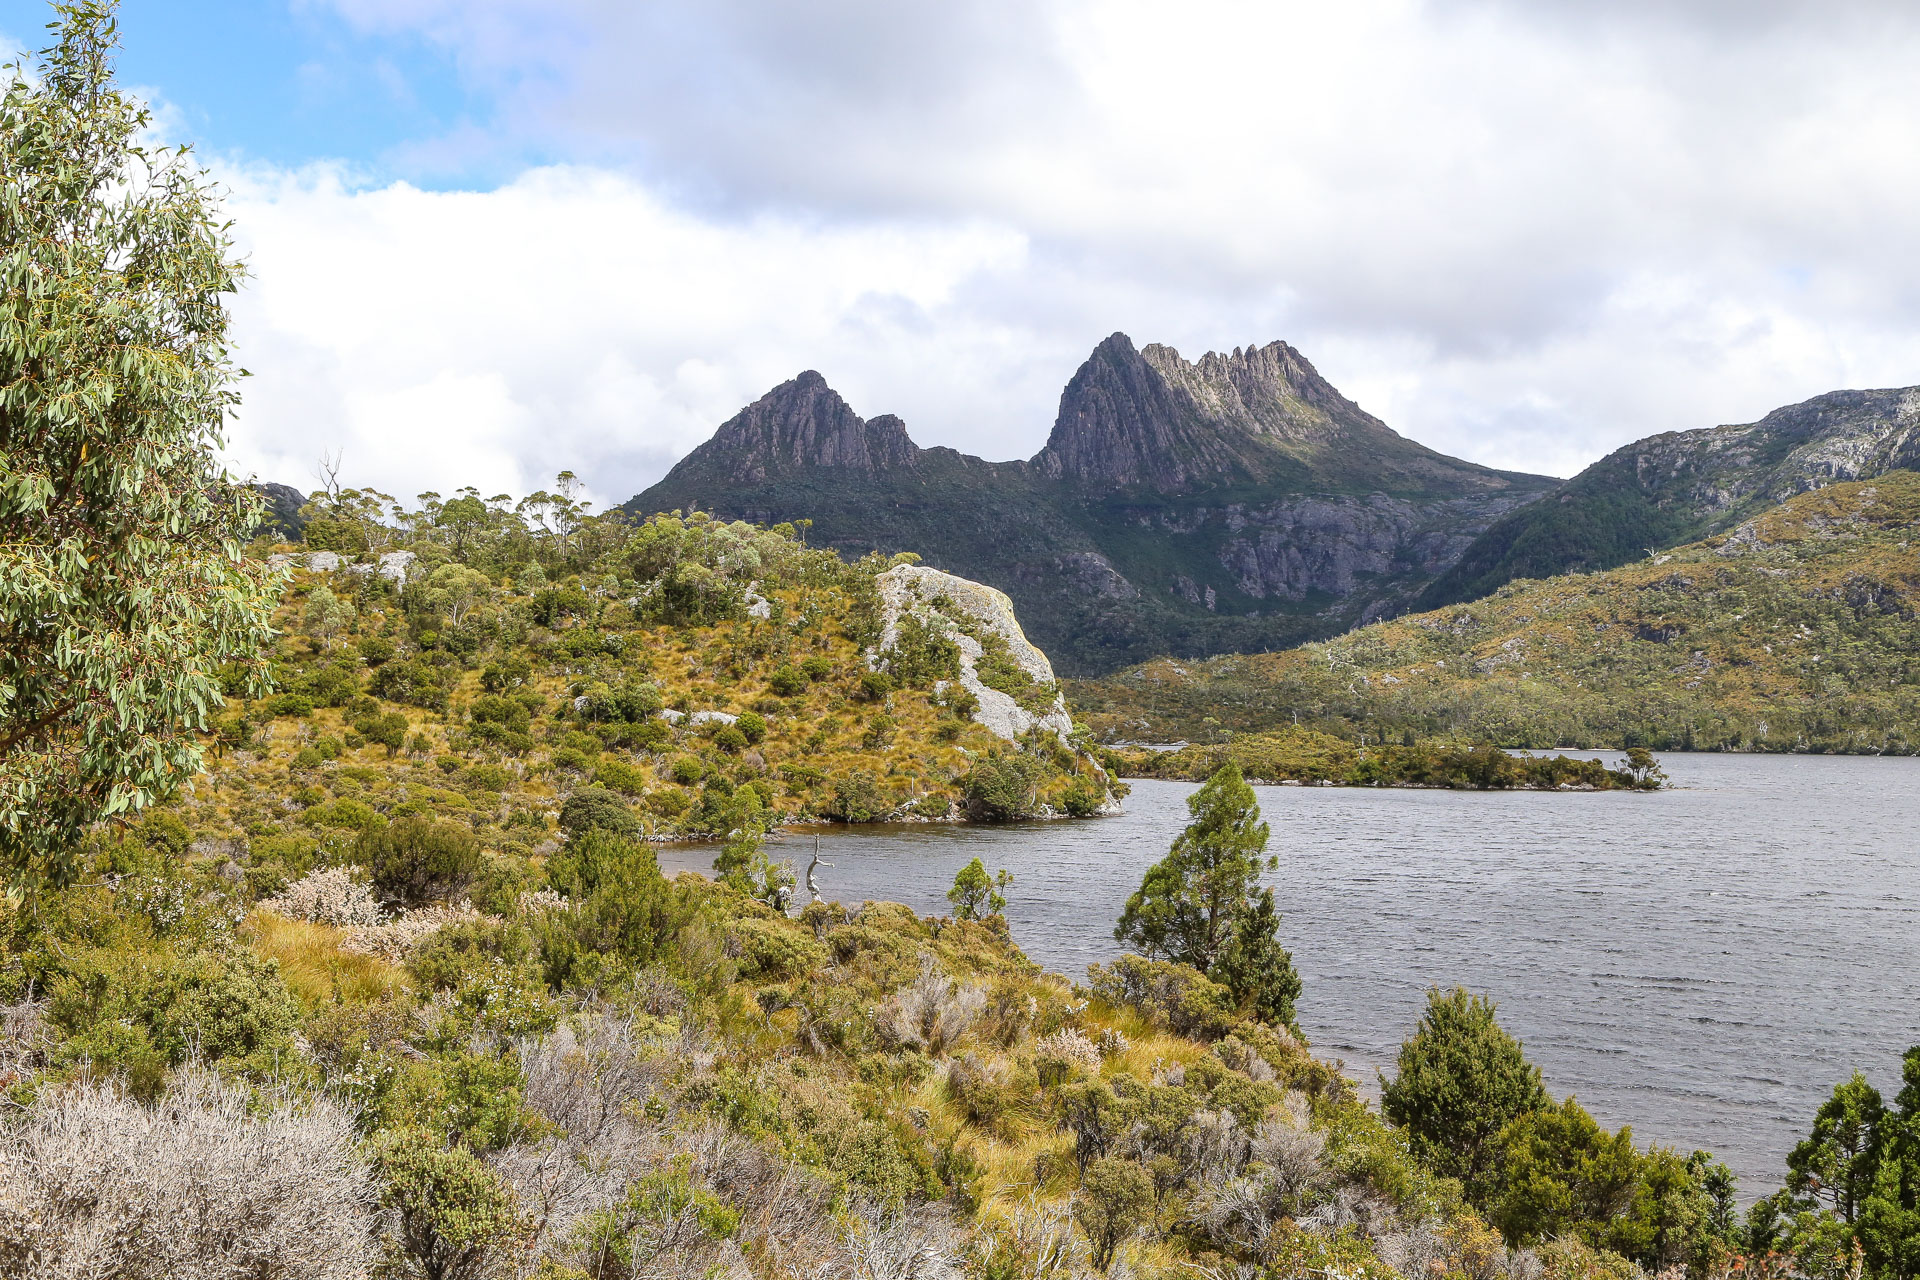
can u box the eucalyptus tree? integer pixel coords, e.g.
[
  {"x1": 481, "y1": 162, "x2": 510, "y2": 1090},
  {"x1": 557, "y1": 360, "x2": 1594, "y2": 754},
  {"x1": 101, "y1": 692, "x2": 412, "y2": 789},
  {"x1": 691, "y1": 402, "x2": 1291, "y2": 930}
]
[{"x1": 0, "y1": 2, "x2": 280, "y2": 882}]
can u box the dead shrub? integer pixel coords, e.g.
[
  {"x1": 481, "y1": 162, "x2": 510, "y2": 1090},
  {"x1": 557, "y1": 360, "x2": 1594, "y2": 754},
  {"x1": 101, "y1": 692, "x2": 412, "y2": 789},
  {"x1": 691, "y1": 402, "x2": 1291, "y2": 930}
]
[
  {"x1": 874, "y1": 959, "x2": 985, "y2": 1056},
  {"x1": 0, "y1": 1067, "x2": 377, "y2": 1279}
]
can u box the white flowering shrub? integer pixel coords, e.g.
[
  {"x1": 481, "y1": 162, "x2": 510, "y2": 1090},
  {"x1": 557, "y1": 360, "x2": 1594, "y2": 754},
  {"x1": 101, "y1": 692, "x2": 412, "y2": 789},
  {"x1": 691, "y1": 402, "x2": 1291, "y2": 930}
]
[
  {"x1": 262, "y1": 866, "x2": 383, "y2": 927},
  {"x1": 1035, "y1": 1028, "x2": 1103, "y2": 1081},
  {"x1": 339, "y1": 903, "x2": 484, "y2": 963}
]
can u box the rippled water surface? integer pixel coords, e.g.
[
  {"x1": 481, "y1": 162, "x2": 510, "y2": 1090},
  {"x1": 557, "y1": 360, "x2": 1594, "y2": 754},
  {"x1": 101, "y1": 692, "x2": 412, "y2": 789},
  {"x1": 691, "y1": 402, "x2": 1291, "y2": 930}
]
[{"x1": 657, "y1": 754, "x2": 1920, "y2": 1194}]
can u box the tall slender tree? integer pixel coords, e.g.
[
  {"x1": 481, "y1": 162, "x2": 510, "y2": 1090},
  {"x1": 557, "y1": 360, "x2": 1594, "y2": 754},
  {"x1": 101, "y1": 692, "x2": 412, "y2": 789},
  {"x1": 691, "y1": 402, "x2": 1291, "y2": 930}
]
[
  {"x1": 1115, "y1": 762, "x2": 1300, "y2": 1028},
  {"x1": 0, "y1": 1, "x2": 280, "y2": 883},
  {"x1": 1115, "y1": 762, "x2": 1273, "y2": 970}
]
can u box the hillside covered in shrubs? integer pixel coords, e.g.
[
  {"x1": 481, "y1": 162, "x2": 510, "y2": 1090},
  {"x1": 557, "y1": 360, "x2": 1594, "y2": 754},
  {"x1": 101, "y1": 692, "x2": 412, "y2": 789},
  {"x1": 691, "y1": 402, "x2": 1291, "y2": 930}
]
[
  {"x1": 3, "y1": 764, "x2": 1762, "y2": 1279},
  {"x1": 1072, "y1": 475, "x2": 1920, "y2": 753},
  {"x1": 176, "y1": 484, "x2": 1121, "y2": 920}
]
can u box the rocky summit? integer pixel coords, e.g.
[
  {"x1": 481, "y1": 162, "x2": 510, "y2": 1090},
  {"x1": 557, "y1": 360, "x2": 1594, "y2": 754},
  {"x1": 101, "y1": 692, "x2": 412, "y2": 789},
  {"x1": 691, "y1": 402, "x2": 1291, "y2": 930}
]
[
  {"x1": 627, "y1": 333, "x2": 1557, "y2": 674},
  {"x1": 1421, "y1": 384, "x2": 1920, "y2": 608}
]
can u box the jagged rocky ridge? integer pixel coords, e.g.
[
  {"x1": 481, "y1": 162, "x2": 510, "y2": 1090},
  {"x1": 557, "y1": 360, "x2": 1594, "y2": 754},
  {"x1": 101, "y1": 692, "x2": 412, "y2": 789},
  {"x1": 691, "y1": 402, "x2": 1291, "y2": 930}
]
[
  {"x1": 629, "y1": 334, "x2": 1557, "y2": 675},
  {"x1": 1421, "y1": 385, "x2": 1920, "y2": 608}
]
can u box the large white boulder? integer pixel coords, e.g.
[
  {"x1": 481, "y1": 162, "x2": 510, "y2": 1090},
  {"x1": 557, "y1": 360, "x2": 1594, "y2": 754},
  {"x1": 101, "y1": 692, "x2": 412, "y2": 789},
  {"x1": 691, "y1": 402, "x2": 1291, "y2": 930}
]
[{"x1": 873, "y1": 564, "x2": 1075, "y2": 744}]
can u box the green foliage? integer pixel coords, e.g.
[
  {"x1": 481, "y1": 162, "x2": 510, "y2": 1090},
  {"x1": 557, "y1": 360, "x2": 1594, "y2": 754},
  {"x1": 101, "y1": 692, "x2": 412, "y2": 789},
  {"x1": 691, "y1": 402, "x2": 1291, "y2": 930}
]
[
  {"x1": 581, "y1": 1160, "x2": 740, "y2": 1276},
  {"x1": 1084, "y1": 954, "x2": 1235, "y2": 1040},
  {"x1": 557, "y1": 788, "x2": 641, "y2": 841},
  {"x1": 406, "y1": 919, "x2": 536, "y2": 993},
  {"x1": 713, "y1": 787, "x2": 790, "y2": 907},
  {"x1": 356, "y1": 815, "x2": 483, "y2": 907},
  {"x1": 592, "y1": 756, "x2": 647, "y2": 795},
  {"x1": 369, "y1": 1125, "x2": 526, "y2": 1280},
  {"x1": 1077, "y1": 1155, "x2": 1153, "y2": 1271},
  {"x1": 972, "y1": 630, "x2": 1059, "y2": 716},
  {"x1": 1490, "y1": 1096, "x2": 1642, "y2": 1245},
  {"x1": 964, "y1": 749, "x2": 1047, "y2": 820},
  {"x1": 886, "y1": 613, "x2": 962, "y2": 687},
  {"x1": 1790, "y1": 1071, "x2": 1887, "y2": 1224},
  {"x1": 536, "y1": 831, "x2": 703, "y2": 988},
  {"x1": 1207, "y1": 886, "x2": 1302, "y2": 1032},
  {"x1": 947, "y1": 857, "x2": 1012, "y2": 920},
  {"x1": 0, "y1": 4, "x2": 280, "y2": 884},
  {"x1": 1381, "y1": 987, "x2": 1550, "y2": 1205},
  {"x1": 827, "y1": 770, "x2": 895, "y2": 823},
  {"x1": 1115, "y1": 763, "x2": 1274, "y2": 971},
  {"x1": 726, "y1": 916, "x2": 825, "y2": 981}
]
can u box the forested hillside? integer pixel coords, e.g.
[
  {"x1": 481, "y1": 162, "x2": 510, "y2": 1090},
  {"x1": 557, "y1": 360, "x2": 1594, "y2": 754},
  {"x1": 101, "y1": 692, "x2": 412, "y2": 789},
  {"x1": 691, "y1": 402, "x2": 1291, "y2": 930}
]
[{"x1": 1072, "y1": 474, "x2": 1920, "y2": 751}]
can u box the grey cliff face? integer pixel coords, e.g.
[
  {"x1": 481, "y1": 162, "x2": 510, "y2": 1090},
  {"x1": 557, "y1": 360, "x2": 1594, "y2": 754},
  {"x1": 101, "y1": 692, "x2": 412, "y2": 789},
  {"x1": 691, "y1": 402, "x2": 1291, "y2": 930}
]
[
  {"x1": 250, "y1": 482, "x2": 307, "y2": 540},
  {"x1": 1030, "y1": 333, "x2": 1276, "y2": 491},
  {"x1": 1027, "y1": 333, "x2": 1536, "y2": 497}
]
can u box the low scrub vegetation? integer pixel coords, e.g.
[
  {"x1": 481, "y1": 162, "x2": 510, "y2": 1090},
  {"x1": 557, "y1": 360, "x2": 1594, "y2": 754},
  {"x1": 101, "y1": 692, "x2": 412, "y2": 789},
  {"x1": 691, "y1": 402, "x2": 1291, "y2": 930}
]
[{"x1": 1075, "y1": 475, "x2": 1920, "y2": 754}]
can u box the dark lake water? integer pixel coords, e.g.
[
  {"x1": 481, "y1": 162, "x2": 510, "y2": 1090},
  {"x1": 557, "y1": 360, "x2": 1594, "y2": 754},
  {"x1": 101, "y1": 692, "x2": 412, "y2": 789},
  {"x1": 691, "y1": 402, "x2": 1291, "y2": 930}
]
[{"x1": 657, "y1": 754, "x2": 1920, "y2": 1196}]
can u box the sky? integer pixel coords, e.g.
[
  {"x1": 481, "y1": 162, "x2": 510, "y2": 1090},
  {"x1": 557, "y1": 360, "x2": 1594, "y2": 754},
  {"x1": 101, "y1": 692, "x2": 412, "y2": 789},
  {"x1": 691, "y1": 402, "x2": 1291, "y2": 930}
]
[{"x1": 7, "y1": 0, "x2": 1920, "y2": 508}]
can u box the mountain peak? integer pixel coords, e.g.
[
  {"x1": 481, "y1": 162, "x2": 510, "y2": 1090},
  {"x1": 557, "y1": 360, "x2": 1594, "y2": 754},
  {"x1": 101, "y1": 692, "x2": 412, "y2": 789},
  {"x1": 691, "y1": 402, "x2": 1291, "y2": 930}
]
[
  {"x1": 1030, "y1": 333, "x2": 1513, "y2": 495},
  {"x1": 695, "y1": 372, "x2": 920, "y2": 482}
]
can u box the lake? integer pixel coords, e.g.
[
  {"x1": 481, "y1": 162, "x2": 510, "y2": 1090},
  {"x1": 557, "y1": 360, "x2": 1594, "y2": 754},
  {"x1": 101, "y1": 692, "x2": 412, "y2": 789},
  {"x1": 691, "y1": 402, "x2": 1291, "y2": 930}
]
[{"x1": 656, "y1": 753, "x2": 1920, "y2": 1196}]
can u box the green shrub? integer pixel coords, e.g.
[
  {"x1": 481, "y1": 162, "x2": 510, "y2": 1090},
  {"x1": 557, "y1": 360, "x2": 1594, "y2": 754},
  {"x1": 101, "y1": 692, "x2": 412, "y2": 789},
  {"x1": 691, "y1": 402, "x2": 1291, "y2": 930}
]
[
  {"x1": 299, "y1": 797, "x2": 382, "y2": 832},
  {"x1": 800, "y1": 655, "x2": 833, "y2": 681},
  {"x1": 1085, "y1": 954, "x2": 1236, "y2": 1040},
  {"x1": 536, "y1": 832, "x2": 704, "y2": 988},
  {"x1": 368, "y1": 1126, "x2": 527, "y2": 1278},
  {"x1": 736, "y1": 712, "x2": 767, "y2": 744},
  {"x1": 465, "y1": 763, "x2": 511, "y2": 792},
  {"x1": 768, "y1": 665, "x2": 806, "y2": 696},
  {"x1": 1078, "y1": 1156, "x2": 1154, "y2": 1271},
  {"x1": 408, "y1": 920, "x2": 536, "y2": 992},
  {"x1": 557, "y1": 788, "x2": 642, "y2": 841},
  {"x1": 857, "y1": 671, "x2": 895, "y2": 702},
  {"x1": 355, "y1": 816, "x2": 483, "y2": 907},
  {"x1": 826, "y1": 770, "x2": 894, "y2": 823},
  {"x1": 646, "y1": 788, "x2": 691, "y2": 819},
  {"x1": 49, "y1": 942, "x2": 301, "y2": 1090},
  {"x1": 593, "y1": 757, "x2": 648, "y2": 795},
  {"x1": 727, "y1": 917, "x2": 827, "y2": 981},
  {"x1": 669, "y1": 755, "x2": 707, "y2": 785},
  {"x1": 964, "y1": 751, "x2": 1047, "y2": 820},
  {"x1": 261, "y1": 693, "x2": 313, "y2": 718},
  {"x1": 713, "y1": 726, "x2": 748, "y2": 753}
]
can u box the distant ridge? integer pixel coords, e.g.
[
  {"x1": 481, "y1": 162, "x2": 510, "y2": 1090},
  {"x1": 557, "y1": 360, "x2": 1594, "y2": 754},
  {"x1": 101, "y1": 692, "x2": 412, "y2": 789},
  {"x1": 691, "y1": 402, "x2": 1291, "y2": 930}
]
[
  {"x1": 1421, "y1": 385, "x2": 1920, "y2": 607},
  {"x1": 627, "y1": 334, "x2": 1556, "y2": 674}
]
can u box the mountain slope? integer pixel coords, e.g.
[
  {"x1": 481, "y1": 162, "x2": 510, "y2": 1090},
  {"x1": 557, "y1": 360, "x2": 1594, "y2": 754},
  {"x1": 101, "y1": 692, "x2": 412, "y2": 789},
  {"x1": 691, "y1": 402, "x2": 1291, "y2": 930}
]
[
  {"x1": 628, "y1": 334, "x2": 1557, "y2": 674},
  {"x1": 1420, "y1": 385, "x2": 1920, "y2": 608},
  {"x1": 1070, "y1": 472, "x2": 1920, "y2": 752}
]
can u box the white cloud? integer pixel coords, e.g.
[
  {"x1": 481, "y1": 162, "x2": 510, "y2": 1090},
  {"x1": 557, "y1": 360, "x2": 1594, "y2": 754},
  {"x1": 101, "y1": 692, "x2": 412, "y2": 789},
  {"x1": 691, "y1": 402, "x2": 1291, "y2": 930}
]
[
  {"x1": 220, "y1": 164, "x2": 1029, "y2": 504},
  {"x1": 218, "y1": 0, "x2": 1920, "y2": 498}
]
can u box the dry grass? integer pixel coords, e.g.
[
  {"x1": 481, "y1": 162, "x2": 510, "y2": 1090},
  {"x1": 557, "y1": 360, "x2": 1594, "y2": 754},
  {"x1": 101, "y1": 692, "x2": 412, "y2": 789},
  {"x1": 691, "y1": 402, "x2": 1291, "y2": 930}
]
[{"x1": 246, "y1": 910, "x2": 408, "y2": 1006}]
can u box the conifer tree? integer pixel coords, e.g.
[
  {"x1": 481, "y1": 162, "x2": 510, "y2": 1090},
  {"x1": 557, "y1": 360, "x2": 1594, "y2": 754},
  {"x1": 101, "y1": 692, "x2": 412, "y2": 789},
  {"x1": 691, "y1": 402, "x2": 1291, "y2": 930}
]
[
  {"x1": 1115, "y1": 762, "x2": 1300, "y2": 1027},
  {"x1": 1382, "y1": 987, "x2": 1549, "y2": 1205},
  {"x1": 1114, "y1": 762, "x2": 1272, "y2": 970}
]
